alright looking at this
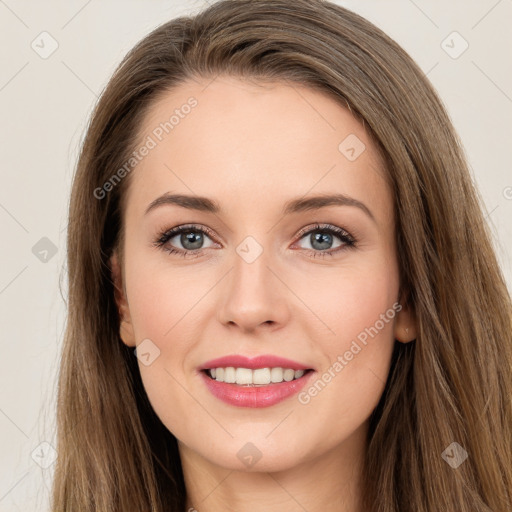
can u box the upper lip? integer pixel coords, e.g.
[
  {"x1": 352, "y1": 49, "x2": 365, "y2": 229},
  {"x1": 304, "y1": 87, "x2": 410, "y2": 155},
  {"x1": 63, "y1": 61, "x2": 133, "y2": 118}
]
[{"x1": 199, "y1": 355, "x2": 313, "y2": 371}]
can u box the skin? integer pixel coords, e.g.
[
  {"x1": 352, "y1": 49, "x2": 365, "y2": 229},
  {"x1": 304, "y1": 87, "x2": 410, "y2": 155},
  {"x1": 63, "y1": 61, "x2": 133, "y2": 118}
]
[{"x1": 110, "y1": 76, "x2": 416, "y2": 512}]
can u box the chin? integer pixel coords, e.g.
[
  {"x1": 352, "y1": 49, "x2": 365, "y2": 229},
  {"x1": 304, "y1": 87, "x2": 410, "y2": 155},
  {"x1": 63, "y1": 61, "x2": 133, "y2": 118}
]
[{"x1": 181, "y1": 434, "x2": 312, "y2": 473}]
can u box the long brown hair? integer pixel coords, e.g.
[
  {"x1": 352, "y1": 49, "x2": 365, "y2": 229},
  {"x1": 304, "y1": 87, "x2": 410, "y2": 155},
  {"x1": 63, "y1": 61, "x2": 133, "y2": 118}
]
[{"x1": 52, "y1": 1, "x2": 512, "y2": 510}]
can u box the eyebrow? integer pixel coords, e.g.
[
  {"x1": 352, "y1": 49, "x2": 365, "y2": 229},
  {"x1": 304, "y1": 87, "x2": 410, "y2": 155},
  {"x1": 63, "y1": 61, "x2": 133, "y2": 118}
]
[{"x1": 144, "y1": 192, "x2": 376, "y2": 223}]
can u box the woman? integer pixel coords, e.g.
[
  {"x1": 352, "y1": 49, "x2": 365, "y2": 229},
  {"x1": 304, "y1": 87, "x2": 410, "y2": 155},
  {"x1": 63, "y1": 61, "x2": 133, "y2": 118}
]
[{"x1": 52, "y1": 1, "x2": 512, "y2": 511}]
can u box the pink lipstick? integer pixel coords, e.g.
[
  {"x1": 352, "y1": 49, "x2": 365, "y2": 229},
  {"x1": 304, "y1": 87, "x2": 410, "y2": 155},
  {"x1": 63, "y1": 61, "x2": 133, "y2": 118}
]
[{"x1": 199, "y1": 354, "x2": 315, "y2": 408}]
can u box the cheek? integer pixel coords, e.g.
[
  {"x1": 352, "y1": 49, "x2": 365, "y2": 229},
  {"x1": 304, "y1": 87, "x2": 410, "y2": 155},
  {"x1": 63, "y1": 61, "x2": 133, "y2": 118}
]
[
  {"x1": 339, "y1": 273, "x2": 398, "y2": 344},
  {"x1": 125, "y1": 259, "x2": 200, "y2": 342},
  {"x1": 124, "y1": 264, "x2": 203, "y2": 431},
  {"x1": 295, "y1": 263, "x2": 399, "y2": 425},
  {"x1": 292, "y1": 258, "x2": 399, "y2": 345}
]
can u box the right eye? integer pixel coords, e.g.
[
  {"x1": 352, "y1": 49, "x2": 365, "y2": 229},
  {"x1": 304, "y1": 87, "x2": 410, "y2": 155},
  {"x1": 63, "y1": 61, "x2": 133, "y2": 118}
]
[{"x1": 153, "y1": 224, "x2": 218, "y2": 257}]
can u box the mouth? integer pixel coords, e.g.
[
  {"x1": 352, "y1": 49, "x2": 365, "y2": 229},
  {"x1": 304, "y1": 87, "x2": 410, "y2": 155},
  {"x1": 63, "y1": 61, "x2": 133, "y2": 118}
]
[
  {"x1": 198, "y1": 354, "x2": 315, "y2": 407},
  {"x1": 201, "y1": 367, "x2": 314, "y2": 386},
  {"x1": 199, "y1": 366, "x2": 315, "y2": 408}
]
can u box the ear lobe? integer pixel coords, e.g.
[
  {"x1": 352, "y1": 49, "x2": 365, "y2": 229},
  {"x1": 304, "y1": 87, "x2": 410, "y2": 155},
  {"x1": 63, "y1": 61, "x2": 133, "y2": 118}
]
[
  {"x1": 110, "y1": 252, "x2": 136, "y2": 347},
  {"x1": 394, "y1": 292, "x2": 417, "y2": 344}
]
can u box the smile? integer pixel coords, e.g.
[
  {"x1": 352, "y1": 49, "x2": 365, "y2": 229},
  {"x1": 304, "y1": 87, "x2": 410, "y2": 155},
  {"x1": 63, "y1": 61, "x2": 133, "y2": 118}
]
[
  {"x1": 200, "y1": 367, "x2": 315, "y2": 408},
  {"x1": 204, "y1": 366, "x2": 309, "y2": 386}
]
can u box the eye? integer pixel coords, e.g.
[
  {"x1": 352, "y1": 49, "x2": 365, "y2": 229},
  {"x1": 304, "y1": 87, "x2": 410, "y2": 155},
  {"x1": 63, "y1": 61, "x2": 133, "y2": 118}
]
[
  {"x1": 294, "y1": 223, "x2": 356, "y2": 258},
  {"x1": 153, "y1": 222, "x2": 356, "y2": 259},
  {"x1": 153, "y1": 224, "x2": 217, "y2": 258}
]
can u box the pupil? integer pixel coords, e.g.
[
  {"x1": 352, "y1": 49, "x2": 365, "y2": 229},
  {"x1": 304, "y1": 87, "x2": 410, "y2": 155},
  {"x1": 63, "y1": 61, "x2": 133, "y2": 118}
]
[
  {"x1": 312, "y1": 232, "x2": 332, "y2": 250},
  {"x1": 182, "y1": 231, "x2": 203, "y2": 250}
]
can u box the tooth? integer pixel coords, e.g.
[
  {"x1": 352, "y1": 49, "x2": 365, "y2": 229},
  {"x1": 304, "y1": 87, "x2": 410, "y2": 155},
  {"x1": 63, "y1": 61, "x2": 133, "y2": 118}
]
[
  {"x1": 270, "y1": 367, "x2": 284, "y2": 383},
  {"x1": 224, "y1": 367, "x2": 236, "y2": 383},
  {"x1": 253, "y1": 368, "x2": 271, "y2": 385},
  {"x1": 235, "y1": 367, "x2": 253, "y2": 385},
  {"x1": 209, "y1": 366, "x2": 307, "y2": 385},
  {"x1": 283, "y1": 369, "x2": 295, "y2": 382}
]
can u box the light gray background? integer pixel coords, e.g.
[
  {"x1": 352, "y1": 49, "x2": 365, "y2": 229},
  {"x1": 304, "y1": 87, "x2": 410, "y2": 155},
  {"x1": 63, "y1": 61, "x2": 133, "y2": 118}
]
[{"x1": 0, "y1": 0, "x2": 511, "y2": 510}]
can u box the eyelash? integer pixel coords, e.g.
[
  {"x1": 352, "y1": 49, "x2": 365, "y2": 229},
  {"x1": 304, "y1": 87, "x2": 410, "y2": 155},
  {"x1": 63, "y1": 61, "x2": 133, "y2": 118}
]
[{"x1": 152, "y1": 223, "x2": 357, "y2": 259}]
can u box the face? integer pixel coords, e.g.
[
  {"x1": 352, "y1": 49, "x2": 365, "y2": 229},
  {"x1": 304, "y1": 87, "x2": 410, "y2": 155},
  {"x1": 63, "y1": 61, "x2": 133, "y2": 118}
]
[{"x1": 110, "y1": 76, "x2": 416, "y2": 473}]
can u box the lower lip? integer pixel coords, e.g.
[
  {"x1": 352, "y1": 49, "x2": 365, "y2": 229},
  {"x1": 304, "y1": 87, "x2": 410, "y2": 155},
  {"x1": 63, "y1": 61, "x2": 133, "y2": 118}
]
[{"x1": 200, "y1": 370, "x2": 314, "y2": 408}]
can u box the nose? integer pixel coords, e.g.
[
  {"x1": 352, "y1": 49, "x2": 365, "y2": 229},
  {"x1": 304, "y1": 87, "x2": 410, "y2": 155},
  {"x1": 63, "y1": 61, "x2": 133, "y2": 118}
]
[{"x1": 216, "y1": 244, "x2": 290, "y2": 333}]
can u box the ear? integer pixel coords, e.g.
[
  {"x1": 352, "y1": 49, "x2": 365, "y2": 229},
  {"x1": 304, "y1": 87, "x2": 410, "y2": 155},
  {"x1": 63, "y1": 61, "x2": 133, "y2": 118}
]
[
  {"x1": 393, "y1": 290, "x2": 417, "y2": 344},
  {"x1": 110, "y1": 252, "x2": 136, "y2": 347}
]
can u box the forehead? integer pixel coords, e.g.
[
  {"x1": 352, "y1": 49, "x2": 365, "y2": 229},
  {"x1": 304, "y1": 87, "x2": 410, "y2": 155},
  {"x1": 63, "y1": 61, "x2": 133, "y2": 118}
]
[{"x1": 124, "y1": 76, "x2": 391, "y2": 221}]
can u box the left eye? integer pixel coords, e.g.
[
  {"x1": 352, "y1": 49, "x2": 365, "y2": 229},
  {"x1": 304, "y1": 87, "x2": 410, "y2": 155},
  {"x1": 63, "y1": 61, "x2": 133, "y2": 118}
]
[
  {"x1": 296, "y1": 228, "x2": 346, "y2": 252},
  {"x1": 293, "y1": 223, "x2": 356, "y2": 257}
]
